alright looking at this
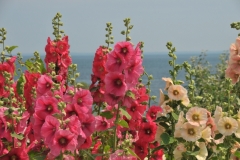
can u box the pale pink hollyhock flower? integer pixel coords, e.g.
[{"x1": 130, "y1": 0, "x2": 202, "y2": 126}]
[
  {"x1": 106, "y1": 51, "x2": 127, "y2": 72},
  {"x1": 35, "y1": 96, "x2": 59, "y2": 120},
  {"x1": 95, "y1": 115, "x2": 111, "y2": 131},
  {"x1": 50, "y1": 129, "x2": 77, "y2": 157},
  {"x1": 236, "y1": 36, "x2": 240, "y2": 50},
  {"x1": 160, "y1": 100, "x2": 173, "y2": 116},
  {"x1": 37, "y1": 75, "x2": 53, "y2": 96},
  {"x1": 225, "y1": 65, "x2": 239, "y2": 84},
  {"x1": 168, "y1": 85, "x2": 187, "y2": 101},
  {"x1": 155, "y1": 124, "x2": 166, "y2": 143},
  {"x1": 72, "y1": 88, "x2": 93, "y2": 110},
  {"x1": 109, "y1": 150, "x2": 137, "y2": 160},
  {"x1": 159, "y1": 89, "x2": 165, "y2": 106},
  {"x1": 173, "y1": 143, "x2": 186, "y2": 160},
  {"x1": 114, "y1": 41, "x2": 134, "y2": 61},
  {"x1": 201, "y1": 126, "x2": 212, "y2": 142},
  {"x1": 229, "y1": 43, "x2": 238, "y2": 57},
  {"x1": 186, "y1": 107, "x2": 208, "y2": 126},
  {"x1": 213, "y1": 106, "x2": 223, "y2": 124},
  {"x1": 174, "y1": 111, "x2": 185, "y2": 138},
  {"x1": 195, "y1": 142, "x2": 208, "y2": 160},
  {"x1": 162, "y1": 77, "x2": 173, "y2": 90},
  {"x1": 181, "y1": 95, "x2": 190, "y2": 106},
  {"x1": 206, "y1": 117, "x2": 217, "y2": 136},
  {"x1": 41, "y1": 115, "x2": 60, "y2": 146},
  {"x1": 181, "y1": 122, "x2": 202, "y2": 142},
  {"x1": 105, "y1": 72, "x2": 127, "y2": 96},
  {"x1": 235, "y1": 119, "x2": 240, "y2": 138},
  {"x1": 217, "y1": 117, "x2": 238, "y2": 136}
]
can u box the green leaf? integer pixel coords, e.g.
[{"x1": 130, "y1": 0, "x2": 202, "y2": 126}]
[
  {"x1": 214, "y1": 133, "x2": 223, "y2": 140},
  {"x1": 100, "y1": 111, "x2": 113, "y2": 119},
  {"x1": 159, "y1": 122, "x2": 169, "y2": 130},
  {"x1": 104, "y1": 145, "x2": 110, "y2": 153},
  {"x1": 25, "y1": 59, "x2": 34, "y2": 72},
  {"x1": 16, "y1": 74, "x2": 26, "y2": 95},
  {"x1": 235, "y1": 151, "x2": 240, "y2": 158},
  {"x1": 117, "y1": 119, "x2": 129, "y2": 128},
  {"x1": 127, "y1": 148, "x2": 140, "y2": 160},
  {"x1": 11, "y1": 132, "x2": 24, "y2": 140},
  {"x1": 160, "y1": 132, "x2": 170, "y2": 145},
  {"x1": 7, "y1": 46, "x2": 18, "y2": 53},
  {"x1": 37, "y1": 58, "x2": 46, "y2": 74},
  {"x1": 126, "y1": 90, "x2": 135, "y2": 99},
  {"x1": 28, "y1": 151, "x2": 46, "y2": 160},
  {"x1": 119, "y1": 107, "x2": 131, "y2": 120},
  {"x1": 171, "y1": 112, "x2": 179, "y2": 120}
]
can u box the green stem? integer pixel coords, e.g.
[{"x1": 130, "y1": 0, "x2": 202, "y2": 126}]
[{"x1": 113, "y1": 102, "x2": 121, "y2": 152}]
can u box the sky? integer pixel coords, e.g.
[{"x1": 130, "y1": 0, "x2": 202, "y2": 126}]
[{"x1": 0, "y1": 0, "x2": 240, "y2": 55}]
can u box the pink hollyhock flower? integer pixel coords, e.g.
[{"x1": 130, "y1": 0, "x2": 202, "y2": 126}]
[
  {"x1": 151, "y1": 149, "x2": 164, "y2": 160},
  {"x1": 59, "y1": 53, "x2": 72, "y2": 68},
  {"x1": 106, "y1": 51, "x2": 127, "y2": 72},
  {"x1": 134, "y1": 42, "x2": 142, "y2": 57},
  {"x1": 134, "y1": 140, "x2": 148, "y2": 160},
  {"x1": 225, "y1": 65, "x2": 239, "y2": 84},
  {"x1": 136, "y1": 86, "x2": 149, "y2": 104},
  {"x1": 122, "y1": 89, "x2": 137, "y2": 107},
  {"x1": 81, "y1": 114, "x2": 96, "y2": 137},
  {"x1": 73, "y1": 88, "x2": 93, "y2": 112},
  {"x1": 37, "y1": 75, "x2": 53, "y2": 96},
  {"x1": 63, "y1": 86, "x2": 75, "y2": 103},
  {"x1": 93, "y1": 46, "x2": 108, "y2": 63},
  {"x1": 0, "y1": 108, "x2": 11, "y2": 141},
  {"x1": 138, "y1": 121, "x2": 157, "y2": 143},
  {"x1": 35, "y1": 96, "x2": 59, "y2": 120},
  {"x1": 32, "y1": 113, "x2": 45, "y2": 141},
  {"x1": 65, "y1": 103, "x2": 85, "y2": 119},
  {"x1": 127, "y1": 101, "x2": 147, "y2": 120},
  {"x1": 125, "y1": 58, "x2": 144, "y2": 88},
  {"x1": 95, "y1": 115, "x2": 111, "y2": 131},
  {"x1": 41, "y1": 115, "x2": 60, "y2": 146},
  {"x1": 146, "y1": 106, "x2": 163, "y2": 122},
  {"x1": 92, "y1": 61, "x2": 107, "y2": 80},
  {"x1": 16, "y1": 111, "x2": 30, "y2": 134},
  {"x1": 105, "y1": 72, "x2": 127, "y2": 96},
  {"x1": 1, "y1": 148, "x2": 29, "y2": 160},
  {"x1": 56, "y1": 36, "x2": 69, "y2": 55},
  {"x1": 50, "y1": 129, "x2": 77, "y2": 157},
  {"x1": 79, "y1": 136, "x2": 92, "y2": 149},
  {"x1": 91, "y1": 87, "x2": 105, "y2": 103},
  {"x1": 114, "y1": 41, "x2": 134, "y2": 61},
  {"x1": 105, "y1": 93, "x2": 123, "y2": 106},
  {"x1": 66, "y1": 115, "x2": 84, "y2": 136}
]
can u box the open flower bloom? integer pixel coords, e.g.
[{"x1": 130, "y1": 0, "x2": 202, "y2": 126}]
[
  {"x1": 168, "y1": 85, "x2": 187, "y2": 101},
  {"x1": 162, "y1": 77, "x2": 173, "y2": 90},
  {"x1": 173, "y1": 143, "x2": 186, "y2": 160},
  {"x1": 159, "y1": 89, "x2": 165, "y2": 106},
  {"x1": 217, "y1": 117, "x2": 238, "y2": 136},
  {"x1": 214, "y1": 106, "x2": 223, "y2": 124},
  {"x1": 195, "y1": 142, "x2": 208, "y2": 160},
  {"x1": 155, "y1": 124, "x2": 166, "y2": 143},
  {"x1": 201, "y1": 126, "x2": 212, "y2": 142},
  {"x1": 186, "y1": 107, "x2": 208, "y2": 126},
  {"x1": 174, "y1": 111, "x2": 185, "y2": 138},
  {"x1": 181, "y1": 95, "x2": 190, "y2": 106},
  {"x1": 235, "y1": 119, "x2": 240, "y2": 138},
  {"x1": 181, "y1": 122, "x2": 202, "y2": 142}
]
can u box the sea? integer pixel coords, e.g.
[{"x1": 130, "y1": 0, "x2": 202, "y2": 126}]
[{"x1": 21, "y1": 51, "x2": 228, "y2": 105}]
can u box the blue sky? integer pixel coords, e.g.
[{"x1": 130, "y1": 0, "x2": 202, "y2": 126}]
[{"x1": 0, "y1": 0, "x2": 240, "y2": 55}]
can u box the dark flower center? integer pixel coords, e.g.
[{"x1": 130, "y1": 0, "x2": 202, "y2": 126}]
[
  {"x1": 10, "y1": 155, "x2": 17, "y2": 160},
  {"x1": 58, "y1": 137, "x2": 68, "y2": 146},
  {"x1": 116, "y1": 58, "x2": 121, "y2": 64},
  {"x1": 46, "y1": 83, "x2": 51, "y2": 88},
  {"x1": 188, "y1": 128, "x2": 195, "y2": 135},
  {"x1": 77, "y1": 98, "x2": 82, "y2": 105},
  {"x1": 115, "y1": 79, "x2": 122, "y2": 87},
  {"x1": 145, "y1": 129, "x2": 152, "y2": 135},
  {"x1": 173, "y1": 90, "x2": 179, "y2": 95},
  {"x1": 150, "y1": 113, "x2": 156, "y2": 118},
  {"x1": 225, "y1": 123, "x2": 232, "y2": 129},
  {"x1": 121, "y1": 47, "x2": 128, "y2": 55},
  {"x1": 46, "y1": 105, "x2": 53, "y2": 112},
  {"x1": 131, "y1": 107, "x2": 136, "y2": 112},
  {"x1": 192, "y1": 114, "x2": 199, "y2": 121},
  {"x1": 101, "y1": 121, "x2": 107, "y2": 126}
]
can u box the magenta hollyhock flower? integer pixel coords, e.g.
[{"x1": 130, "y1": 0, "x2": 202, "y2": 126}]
[
  {"x1": 32, "y1": 113, "x2": 45, "y2": 141},
  {"x1": 125, "y1": 59, "x2": 144, "y2": 88},
  {"x1": 41, "y1": 115, "x2": 60, "y2": 147},
  {"x1": 106, "y1": 51, "x2": 127, "y2": 72},
  {"x1": 92, "y1": 61, "x2": 107, "y2": 80},
  {"x1": 95, "y1": 115, "x2": 111, "y2": 131},
  {"x1": 105, "y1": 72, "x2": 127, "y2": 96},
  {"x1": 104, "y1": 93, "x2": 123, "y2": 106},
  {"x1": 66, "y1": 115, "x2": 84, "y2": 136},
  {"x1": 136, "y1": 86, "x2": 149, "y2": 104},
  {"x1": 122, "y1": 89, "x2": 138, "y2": 107},
  {"x1": 109, "y1": 150, "x2": 137, "y2": 160},
  {"x1": 138, "y1": 121, "x2": 157, "y2": 143},
  {"x1": 79, "y1": 136, "x2": 92, "y2": 149},
  {"x1": 134, "y1": 42, "x2": 142, "y2": 57},
  {"x1": 93, "y1": 46, "x2": 108, "y2": 63},
  {"x1": 127, "y1": 101, "x2": 147, "y2": 120},
  {"x1": 37, "y1": 75, "x2": 53, "y2": 96},
  {"x1": 56, "y1": 36, "x2": 69, "y2": 55},
  {"x1": 114, "y1": 41, "x2": 134, "y2": 61},
  {"x1": 35, "y1": 96, "x2": 59, "y2": 120},
  {"x1": 146, "y1": 106, "x2": 163, "y2": 122},
  {"x1": 16, "y1": 111, "x2": 30, "y2": 134},
  {"x1": 134, "y1": 140, "x2": 148, "y2": 160},
  {"x1": 59, "y1": 53, "x2": 72, "y2": 68},
  {"x1": 64, "y1": 103, "x2": 84, "y2": 119},
  {"x1": 50, "y1": 129, "x2": 77, "y2": 157},
  {"x1": 72, "y1": 88, "x2": 93, "y2": 112},
  {"x1": 81, "y1": 114, "x2": 96, "y2": 137}
]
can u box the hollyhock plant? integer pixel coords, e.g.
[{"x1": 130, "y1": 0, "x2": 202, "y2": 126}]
[{"x1": 105, "y1": 72, "x2": 127, "y2": 96}]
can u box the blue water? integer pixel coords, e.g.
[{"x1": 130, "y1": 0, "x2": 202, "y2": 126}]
[{"x1": 20, "y1": 51, "x2": 227, "y2": 104}]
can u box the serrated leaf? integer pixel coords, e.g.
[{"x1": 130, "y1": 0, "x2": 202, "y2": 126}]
[
  {"x1": 127, "y1": 148, "x2": 140, "y2": 160},
  {"x1": 7, "y1": 46, "x2": 18, "y2": 53},
  {"x1": 25, "y1": 59, "x2": 34, "y2": 72},
  {"x1": 16, "y1": 74, "x2": 25, "y2": 95},
  {"x1": 171, "y1": 112, "x2": 179, "y2": 120},
  {"x1": 100, "y1": 111, "x2": 113, "y2": 119},
  {"x1": 160, "y1": 132, "x2": 170, "y2": 145},
  {"x1": 117, "y1": 119, "x2": 129, "y2": 128},
  {"x1": 119, "y1": 108, "x2": 131, "y2": 120},
  {"x1": 11, "y1": 132, "x2": 24, "y2": 140},
  {"x1": 235, "y1": 151, "x2": 240, "y2": 158}
]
